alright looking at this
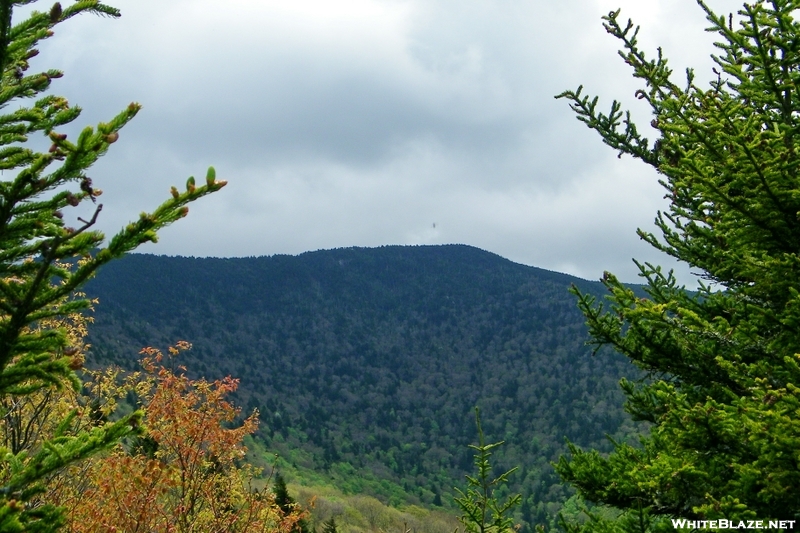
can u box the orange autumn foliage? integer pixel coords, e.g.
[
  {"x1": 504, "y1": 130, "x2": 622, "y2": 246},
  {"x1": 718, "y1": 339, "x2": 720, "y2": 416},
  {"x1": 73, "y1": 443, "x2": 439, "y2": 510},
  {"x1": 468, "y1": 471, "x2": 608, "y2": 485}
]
[{"x1": 53, "y1": 342, "x2": 303, "y2": 533}]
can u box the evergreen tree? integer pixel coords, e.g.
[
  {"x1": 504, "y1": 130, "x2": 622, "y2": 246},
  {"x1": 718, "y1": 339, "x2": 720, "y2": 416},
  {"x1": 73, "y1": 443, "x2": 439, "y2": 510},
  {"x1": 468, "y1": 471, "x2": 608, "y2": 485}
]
[
  {"x1": 273, "y1": 472, "x2": 293, "y2": 514},
  {"x1": 555, "y1": 1, "x2": 800, "y2": 529},
  {"x1": 0, "y1": 1, "x2": 225, "y2": 530},
  {"x1": 454, "y1": 409, "x2": 521, "y2": 533},
  {"x1": 321, "y1": 516, "x2": 338, "y2": 533},
  {"x1": 274, "y1": 473, "x2": 311, "y2": 533}
]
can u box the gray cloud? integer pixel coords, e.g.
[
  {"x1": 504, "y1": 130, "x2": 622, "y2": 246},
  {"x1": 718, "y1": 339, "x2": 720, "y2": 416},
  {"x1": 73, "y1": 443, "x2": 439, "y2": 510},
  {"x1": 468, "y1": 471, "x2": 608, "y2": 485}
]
[{"x1": 28, "y1": 0, "x2": 744, "y2": 283}]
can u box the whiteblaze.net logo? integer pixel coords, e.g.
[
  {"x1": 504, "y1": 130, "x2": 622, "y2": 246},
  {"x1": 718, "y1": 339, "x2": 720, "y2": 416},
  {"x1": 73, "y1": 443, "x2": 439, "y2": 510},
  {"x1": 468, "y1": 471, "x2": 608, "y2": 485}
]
[{"x1": 672, "y1": 519, "x2": 796, "y2": 530}]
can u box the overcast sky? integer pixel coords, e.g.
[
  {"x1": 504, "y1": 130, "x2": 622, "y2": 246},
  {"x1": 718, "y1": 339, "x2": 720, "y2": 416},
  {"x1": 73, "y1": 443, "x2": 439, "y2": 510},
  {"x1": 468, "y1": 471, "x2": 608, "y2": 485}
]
[{"x1": 31, "y1": 0, "x2": 745, "y2": 282}]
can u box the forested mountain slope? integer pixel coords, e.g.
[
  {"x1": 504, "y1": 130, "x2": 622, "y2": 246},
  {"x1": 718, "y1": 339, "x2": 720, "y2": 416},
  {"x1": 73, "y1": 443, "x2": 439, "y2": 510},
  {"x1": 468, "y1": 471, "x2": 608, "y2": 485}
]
[{"x1": 84, "y1": 244, "x2": 644, "y2": 526}]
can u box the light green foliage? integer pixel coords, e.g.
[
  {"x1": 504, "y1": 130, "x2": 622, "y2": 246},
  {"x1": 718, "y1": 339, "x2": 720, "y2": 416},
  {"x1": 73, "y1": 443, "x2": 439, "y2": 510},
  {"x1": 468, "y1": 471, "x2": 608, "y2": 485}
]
[
  {"x1": 247, "y1": 445, "x2": 459, "y2": 533},
  {"x1": 454, "y1": 409, "x2": 521, "y2": 533},
  {"x1": 556, "y1": 0, "x2": 800, "y2": 529},
  {"x1": 89, "y1": 246, "x2": 635, "y2": 526},
  {"x1": 0, "y1": 1, "x2": 224, "y2": 530}
]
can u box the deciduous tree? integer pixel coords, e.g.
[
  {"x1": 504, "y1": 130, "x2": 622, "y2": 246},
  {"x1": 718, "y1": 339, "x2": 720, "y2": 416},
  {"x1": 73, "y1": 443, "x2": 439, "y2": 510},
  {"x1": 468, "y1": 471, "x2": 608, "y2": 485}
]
[
  {"x1": 556, "y1": 0, "x2": 800, "y2": 529},
  {"x1": 55, "y1": 343, "x2": 303, "y2": 533},
  {"x1": 0, "y1": 1, "x2": 225, "y2": 529}
]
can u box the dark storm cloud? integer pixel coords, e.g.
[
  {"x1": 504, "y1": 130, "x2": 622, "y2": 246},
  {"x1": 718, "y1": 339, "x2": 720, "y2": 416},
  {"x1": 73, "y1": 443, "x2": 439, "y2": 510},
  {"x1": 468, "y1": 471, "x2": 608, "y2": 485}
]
[{"x1": 28, "y1": 0, "x2": 744, "y2": 282}]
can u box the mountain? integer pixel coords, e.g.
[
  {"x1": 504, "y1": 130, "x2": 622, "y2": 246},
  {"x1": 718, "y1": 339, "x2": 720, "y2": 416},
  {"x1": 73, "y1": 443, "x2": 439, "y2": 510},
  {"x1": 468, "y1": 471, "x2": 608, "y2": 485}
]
[{"x1": 84, "y1": 244, "x2": 645, "y2": 527}]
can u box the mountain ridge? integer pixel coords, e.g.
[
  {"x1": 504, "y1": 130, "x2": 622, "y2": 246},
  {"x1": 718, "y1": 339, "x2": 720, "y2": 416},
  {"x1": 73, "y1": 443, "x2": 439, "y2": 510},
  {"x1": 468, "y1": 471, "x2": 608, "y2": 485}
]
[{"x1": 84, "y1": 243, "x2": 644, "y2": 528}]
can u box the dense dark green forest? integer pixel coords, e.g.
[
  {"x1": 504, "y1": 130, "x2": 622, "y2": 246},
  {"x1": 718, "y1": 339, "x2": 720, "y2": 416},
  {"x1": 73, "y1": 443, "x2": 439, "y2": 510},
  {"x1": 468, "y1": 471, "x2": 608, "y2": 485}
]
[{"x1": 84, "y1": 244, "x2": 645, "y2": 527}]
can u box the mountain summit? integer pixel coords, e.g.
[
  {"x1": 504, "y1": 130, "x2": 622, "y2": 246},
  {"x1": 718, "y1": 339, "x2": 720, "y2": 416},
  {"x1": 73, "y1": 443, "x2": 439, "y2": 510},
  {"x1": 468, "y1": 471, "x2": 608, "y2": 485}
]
[{"x1": 85, "y1": 244, "x2": 642, "y2": 525}]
